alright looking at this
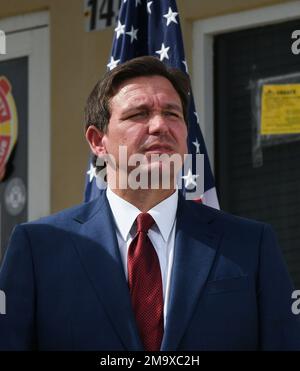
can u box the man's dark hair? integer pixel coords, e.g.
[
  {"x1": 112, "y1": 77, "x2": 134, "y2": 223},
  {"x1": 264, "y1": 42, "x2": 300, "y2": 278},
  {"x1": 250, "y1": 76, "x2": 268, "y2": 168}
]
[{"x1": 84, "y1": 55, "x2": 191, "y2": 169}]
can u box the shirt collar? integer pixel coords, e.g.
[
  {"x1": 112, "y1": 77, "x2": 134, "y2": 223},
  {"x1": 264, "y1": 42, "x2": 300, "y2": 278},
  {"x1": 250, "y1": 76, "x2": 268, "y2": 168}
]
[
  {"x1": 106, "y1": 187, "x2": 140, "y2": 241},
  {"x1": 148, "y1": 190, "x2": 178, "y2": 242},
  {"x1": 106, "y1": 187, "x2": 178, "y2": 242}
]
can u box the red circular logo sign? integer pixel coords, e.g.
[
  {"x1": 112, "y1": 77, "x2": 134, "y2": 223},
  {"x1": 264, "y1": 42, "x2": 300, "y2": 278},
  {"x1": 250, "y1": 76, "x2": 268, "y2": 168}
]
[{"x1": 0, "y1": 76, "x2": 18, "y2": 181}]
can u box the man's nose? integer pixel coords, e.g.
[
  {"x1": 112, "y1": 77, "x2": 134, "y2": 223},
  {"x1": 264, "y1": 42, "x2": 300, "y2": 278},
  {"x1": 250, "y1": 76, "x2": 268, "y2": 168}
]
[{"x1": 148, "y1": 113, "x2": 169, "y2": 134}]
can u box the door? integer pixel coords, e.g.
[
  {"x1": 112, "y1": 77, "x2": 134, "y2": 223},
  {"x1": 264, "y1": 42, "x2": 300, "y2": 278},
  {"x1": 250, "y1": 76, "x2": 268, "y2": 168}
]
[
  {"x1": 214, "y1": 18, "x2": 300, "y2": 287},
  {"x1": 0, "y1": 12, "x2": 50, "y2": 260}
]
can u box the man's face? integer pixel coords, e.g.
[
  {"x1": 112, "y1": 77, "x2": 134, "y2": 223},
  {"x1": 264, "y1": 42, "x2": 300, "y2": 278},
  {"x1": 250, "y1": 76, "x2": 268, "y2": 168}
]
[{"x1": 102, "y1": 75, "x2": 188, "y2": 185}]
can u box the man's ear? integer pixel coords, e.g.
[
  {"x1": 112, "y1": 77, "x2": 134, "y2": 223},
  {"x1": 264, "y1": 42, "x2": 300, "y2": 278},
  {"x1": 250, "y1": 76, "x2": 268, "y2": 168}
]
[{"x1": 85, "y1": 125, "x2": 107, "y2": 156}]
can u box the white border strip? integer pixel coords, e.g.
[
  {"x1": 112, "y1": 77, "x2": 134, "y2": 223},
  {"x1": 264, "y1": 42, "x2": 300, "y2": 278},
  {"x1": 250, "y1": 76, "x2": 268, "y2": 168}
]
[{"x1": 193, "y1": 0, "x2": 300, "y2": 172}]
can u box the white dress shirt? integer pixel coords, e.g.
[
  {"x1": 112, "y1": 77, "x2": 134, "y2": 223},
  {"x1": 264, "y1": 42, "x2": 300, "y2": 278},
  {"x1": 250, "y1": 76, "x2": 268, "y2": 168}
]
[{"x1": 106, "y1": 187, "x2": 178, "y2": 326}]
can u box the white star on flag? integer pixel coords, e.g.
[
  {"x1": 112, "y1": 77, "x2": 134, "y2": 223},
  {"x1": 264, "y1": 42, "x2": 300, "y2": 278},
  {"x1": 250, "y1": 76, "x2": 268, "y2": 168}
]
[
  {"x1": 107, "y1": 56, "x2": 120, "y2": 70},
  {"x1": 163, "y1": 7, "x2": 178, "y2": 26},
  {"x1": 182, "y1": 60, "x2": 188, "y2": 73},
  {"x1": 87, "y1": 163, "x2": 97, "y2": 183},
  {"x1": 155, "y1": 43, "x2": 170, "y2": 61},
  {"x1": 114, "y1": 21, "x2": 125, "y2": 39},
  {"x1": 126, "y1": 25, "x2": 138, "y2": 43},
  {"x1": 194, "y1": 111, "x2": 200, "y2": 124},
  {"x1": 147, "y1": 1, "x2": 153, "y2": 14},
  {"x1": 182, "y1": 169, "x2": 199, "y2": 188},
  {"x1": 192, "y1": 138, "x2": 201, "y2": 153}
]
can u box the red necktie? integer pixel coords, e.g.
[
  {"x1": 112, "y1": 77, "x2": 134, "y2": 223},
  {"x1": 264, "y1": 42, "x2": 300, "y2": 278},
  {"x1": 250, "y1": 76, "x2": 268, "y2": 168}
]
[{"x1": 127, "y1": 213, "x2": 164, "y2": 351}]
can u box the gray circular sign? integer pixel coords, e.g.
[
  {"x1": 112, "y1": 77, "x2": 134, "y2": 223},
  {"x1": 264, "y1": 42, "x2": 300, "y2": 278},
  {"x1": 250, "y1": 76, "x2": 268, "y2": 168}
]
[{"x1": 4, "y1": 177, "x2": 27, "y2": 216}]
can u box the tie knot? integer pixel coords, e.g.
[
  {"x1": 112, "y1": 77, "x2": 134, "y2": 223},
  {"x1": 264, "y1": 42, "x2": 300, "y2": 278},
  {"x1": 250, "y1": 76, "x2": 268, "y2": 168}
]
[{"x1": 136, "y1": 213, "x2": 155, "y2": 233}]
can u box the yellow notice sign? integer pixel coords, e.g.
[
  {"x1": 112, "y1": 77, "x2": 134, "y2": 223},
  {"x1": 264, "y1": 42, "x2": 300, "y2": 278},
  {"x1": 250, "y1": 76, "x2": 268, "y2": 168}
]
[{"x1": 261, "y1": 84, "x2": 300, "y2": 135}]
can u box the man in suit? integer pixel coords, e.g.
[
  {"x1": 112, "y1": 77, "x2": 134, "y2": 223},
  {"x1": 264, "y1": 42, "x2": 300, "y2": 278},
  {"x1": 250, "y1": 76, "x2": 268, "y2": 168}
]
[{"x1": 0, "y1": 56, "x2": 300, "y2": 351}]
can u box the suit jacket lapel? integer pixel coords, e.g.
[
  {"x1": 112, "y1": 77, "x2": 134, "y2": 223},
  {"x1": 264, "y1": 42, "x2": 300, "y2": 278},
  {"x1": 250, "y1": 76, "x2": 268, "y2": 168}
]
[
  {"x1": 70, "y1": 191, "x2": 222, "y2": 351},
  {"x1": 161, "y1": 196, "x2": 223, "y2": 351},
  {"x1": 71, "y1": 191, "x2": 143, "y2": 350}
]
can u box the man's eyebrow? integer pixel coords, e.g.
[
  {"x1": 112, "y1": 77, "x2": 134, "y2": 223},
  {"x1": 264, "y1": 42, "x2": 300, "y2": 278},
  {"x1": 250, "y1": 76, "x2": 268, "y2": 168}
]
[
  {"x1": 163, "y1": 103, "x2": 183, "y2": 112},
  {"x1": 121, "y1": 102, "x2": 183, "y2": 114},
  {"x1": 122, "y1": 103, "x2": 150, "y2": 112}
]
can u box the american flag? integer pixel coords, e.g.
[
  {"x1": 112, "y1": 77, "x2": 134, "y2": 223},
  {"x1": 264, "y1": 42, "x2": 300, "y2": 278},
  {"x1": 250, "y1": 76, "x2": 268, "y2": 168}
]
[{"x1": 84, "y1": 0, "x2": 219, "y2": 209}]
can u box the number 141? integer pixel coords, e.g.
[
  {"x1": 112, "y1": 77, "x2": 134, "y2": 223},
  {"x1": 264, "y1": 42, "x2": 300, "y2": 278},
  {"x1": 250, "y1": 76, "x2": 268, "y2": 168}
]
[{"x1": 87, "y1": 0, "x2": 121, "y2": 31}]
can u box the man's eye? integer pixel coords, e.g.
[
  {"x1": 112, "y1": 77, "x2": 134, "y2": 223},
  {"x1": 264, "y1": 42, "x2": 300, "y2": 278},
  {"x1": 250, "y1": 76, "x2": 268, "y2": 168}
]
[
  {"x1": 128, "y1": 112, "x2": 148, "y2": 119},
  {"x1": 165, "y1": 111, "x2": 180, "y2": 118}
]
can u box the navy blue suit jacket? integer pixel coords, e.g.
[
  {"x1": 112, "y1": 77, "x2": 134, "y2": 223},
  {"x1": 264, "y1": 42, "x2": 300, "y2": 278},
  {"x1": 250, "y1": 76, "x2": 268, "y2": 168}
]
[{"x1": 0, "y1": 191, "x2": 300, "y2": 350}]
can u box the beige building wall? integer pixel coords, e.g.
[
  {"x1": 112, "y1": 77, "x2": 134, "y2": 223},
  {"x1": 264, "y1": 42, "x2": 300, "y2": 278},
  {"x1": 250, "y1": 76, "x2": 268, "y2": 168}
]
[{"x1": 0, "y1": 0, "x2": 293, "y2": 213}]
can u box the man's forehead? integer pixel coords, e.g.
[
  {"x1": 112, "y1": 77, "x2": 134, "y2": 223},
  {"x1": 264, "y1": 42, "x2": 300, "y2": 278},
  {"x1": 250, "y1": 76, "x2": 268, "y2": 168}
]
[
  {"x1": 119, "y1": 73, "x2": 169, "y2": 85},
  {"x1": 112, "y1": 75, "x2": 181, "y2": 104}
]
